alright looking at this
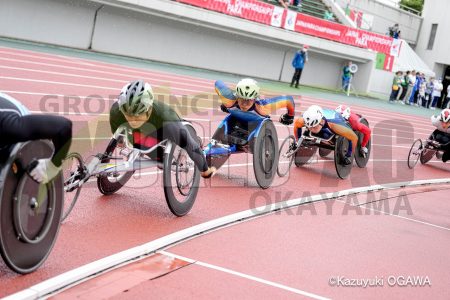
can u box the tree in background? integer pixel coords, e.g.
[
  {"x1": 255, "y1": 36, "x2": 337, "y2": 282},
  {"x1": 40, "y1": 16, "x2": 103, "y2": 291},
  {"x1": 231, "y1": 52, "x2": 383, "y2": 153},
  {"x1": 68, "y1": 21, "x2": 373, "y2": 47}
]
[{"x1": 400, "y1": 0, "x2": 424, "y2": 14}]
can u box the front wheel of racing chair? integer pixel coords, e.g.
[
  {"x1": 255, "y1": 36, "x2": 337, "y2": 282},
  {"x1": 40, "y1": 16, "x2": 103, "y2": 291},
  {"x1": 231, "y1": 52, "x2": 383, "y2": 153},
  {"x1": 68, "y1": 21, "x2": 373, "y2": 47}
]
[{"x1": 97, "y1": 137, "x2": 135, "y2": 195}]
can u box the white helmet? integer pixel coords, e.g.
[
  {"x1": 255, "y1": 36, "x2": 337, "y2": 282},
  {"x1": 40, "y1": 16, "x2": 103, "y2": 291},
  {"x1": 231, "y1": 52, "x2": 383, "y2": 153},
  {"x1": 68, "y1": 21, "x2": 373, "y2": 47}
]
[
  {"x1": 335, "y1": 105, "x2": 351, "y2": 120},
  {"x1": 441, "y1": 108, "x2": 450, "y2": 123},
  {"x1": 118, "y1": 80, "x2": 154, "y2": 116},
  {"x1": 303, "y1": 105, "x2": 323, "y2": 128},
  {"x1": 235, "y1": 78, "x2": 260, "y2": 100}
]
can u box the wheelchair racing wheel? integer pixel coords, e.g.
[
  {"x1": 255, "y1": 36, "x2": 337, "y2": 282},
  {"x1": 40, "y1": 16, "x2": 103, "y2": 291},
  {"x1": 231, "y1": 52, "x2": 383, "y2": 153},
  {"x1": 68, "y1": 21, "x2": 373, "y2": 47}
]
[
  {"x1": 0, "y1": 141, "x2": 63, "y2": 274},
  {"x1": 318, "y1": 148, "x2": 332, "y2": 158},
  {"x1": 163, "y1": 124, "x2": 200, "y2": 216},
  {"x1": 97, "y1": 138, "x2": 135, "y2": 195},
  {"x1": 61, "y1": 152, "x2": 85, "y2": 223},
  {"x1": 334, "y1": 136, "x2": 353, "y2": 179},
  {"x1": 407, "y1": 139, "x2": 423, "y2": 169},
  {"x1": 253, "y1": 121, "x2": 279, "y2": 189},
  {"x1": 294, "y1": 143, "x2": 317, "y2": 167},
  {"x1": 277, "y1": 135, "x2": 295, "y2": 177},
  {"x1": 355, "y1": 117, "x2": 371, "y2": 168}
]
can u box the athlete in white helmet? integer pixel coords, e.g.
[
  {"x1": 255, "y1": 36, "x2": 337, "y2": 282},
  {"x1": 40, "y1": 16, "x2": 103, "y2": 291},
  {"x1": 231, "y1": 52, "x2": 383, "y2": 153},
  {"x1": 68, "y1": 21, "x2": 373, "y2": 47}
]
[
  {"x1": 335, "y1": 105, "x2": 371, "y2": 155},
  {"x1": 430, "y1": 108, "x2": 450, "y2": 162},
  {"x1": 293, "y1": 105, "x2": 359, "y2": 165}
]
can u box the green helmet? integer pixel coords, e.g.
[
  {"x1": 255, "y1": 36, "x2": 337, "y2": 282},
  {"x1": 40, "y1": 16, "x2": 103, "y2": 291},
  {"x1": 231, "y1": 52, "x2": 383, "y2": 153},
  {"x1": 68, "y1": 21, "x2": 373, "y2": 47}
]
[{"x1": 118, "y1": 80, "x2": 154, "y2": 116}]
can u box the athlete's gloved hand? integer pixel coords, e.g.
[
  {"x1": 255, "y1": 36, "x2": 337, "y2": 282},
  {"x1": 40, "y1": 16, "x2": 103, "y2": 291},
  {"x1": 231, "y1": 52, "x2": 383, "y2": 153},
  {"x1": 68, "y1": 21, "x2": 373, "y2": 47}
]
[
  {"x1": 360, "y1": 146, "x2": 368, "y2": 156},
  {"x1": 279, "y1": 113, "x2": 294, "y2": 125},
  {"x1": 29, "y1": 159, "x2": 61, "y2": 184},
  {"x1": 220, "y1": 104, "x2": 229, "y2": 113},
  {"x1": 343, "y1": 155, "x2": 352, "y2": 165}
]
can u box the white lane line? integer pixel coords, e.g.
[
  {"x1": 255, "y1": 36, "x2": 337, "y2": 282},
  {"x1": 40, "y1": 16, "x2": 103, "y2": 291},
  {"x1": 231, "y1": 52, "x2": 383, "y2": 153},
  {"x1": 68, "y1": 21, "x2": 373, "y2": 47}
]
[
  {"x1": 5, "y1": 178, "x2": 450, "y2": 300},
  {"x1": 0, "y1": 48, "x2": 434, "y2": 122},
  {"x1": 2, "y1": 89, "x2": 434, "y2": 135},
  {"x1": 335, "y1": 199, "x2": 450, "y2": 231},
  {"x1": 0, "y1": 56, "x2": 215, "y2": 87},
  {"x1": 159, "y1": 250, "x2": 330, "y2": 300},
  {"x1": 0, "y1": 66, "x2": 211, "y2": 93}
]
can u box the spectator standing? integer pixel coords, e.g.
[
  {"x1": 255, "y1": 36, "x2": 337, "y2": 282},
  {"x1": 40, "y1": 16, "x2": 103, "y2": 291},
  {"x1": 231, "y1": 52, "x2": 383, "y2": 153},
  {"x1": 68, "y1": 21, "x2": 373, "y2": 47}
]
[
  {"x1": 398, "y1": 70, "x2": 410, "y2": 102},
  {"x1": 389, "y1": 23, "x2": 400, "y2": 39},
  {"x1": 290, "y1": 45, "x2": 309, "y2": 88},
  {"x1": 443, "y1": 85, "x2": 450, "y2": 109},
  {"x1": 403, "y1": 70, "x2": 416, "y2": 105},
  {"x1": 418, "y1": 78, "x2": 426, "y2": 107},
  {"x1": 425, "y1": 77, "x2": 434, "y2": 108},
  {"x1": 342, "y1": 61, "x2": 353, "y2": 91},
  {"x1": 411, "y1": 72, "x2": 422, "y2": 106},
  {"x1": 431, "y1": 78, "x2": 443, "y2": 110},
  {"x1": 389, "y1": 71, "x2": 402, "y2": 102}
]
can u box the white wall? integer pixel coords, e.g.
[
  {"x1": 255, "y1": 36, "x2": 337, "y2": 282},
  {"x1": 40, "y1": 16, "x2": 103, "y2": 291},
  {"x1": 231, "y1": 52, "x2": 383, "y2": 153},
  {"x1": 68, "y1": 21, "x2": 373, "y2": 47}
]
[
  {"x1": 369, "y1": 68, "x2": 393, "y2": 97},
  {"x1": 92, "y1": 6, "x2": 287, "y2": 81},
  {"x1": 0, "y1": 0, "x2": 381, "y2": 94},
  {"x1": 415, "y1": 0, "x2": 450, "y2": 76},
  {"x1": 0, "y1": 0, "x2": 101, "y2": 49}
]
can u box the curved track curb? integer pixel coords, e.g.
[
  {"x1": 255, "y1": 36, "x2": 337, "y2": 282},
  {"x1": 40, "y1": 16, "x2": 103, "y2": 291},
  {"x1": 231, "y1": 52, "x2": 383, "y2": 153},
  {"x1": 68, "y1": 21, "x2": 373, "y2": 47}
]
[{"x1": 5, "y1": 178, "x2": 450, "y2": 300}]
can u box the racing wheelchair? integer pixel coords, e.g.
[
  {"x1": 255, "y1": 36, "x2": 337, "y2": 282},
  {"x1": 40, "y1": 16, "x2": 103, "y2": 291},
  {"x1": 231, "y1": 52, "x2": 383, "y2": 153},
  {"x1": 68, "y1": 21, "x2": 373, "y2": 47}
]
[
  {"x1": 277, "y1": 117, "x2": 371, "y2": 179},
  {"x1": 203, "y1": 109, "x2": 279, "y2": 189},
  {"x1": 62, "y1": 121, "x2": 201, "y2": 222},
  {"x1": 407, "y1": 133, "x2": 450, "y2": 169},
  {"x1": 0, "y1": 140, "x2": 64, "y2": 274}
]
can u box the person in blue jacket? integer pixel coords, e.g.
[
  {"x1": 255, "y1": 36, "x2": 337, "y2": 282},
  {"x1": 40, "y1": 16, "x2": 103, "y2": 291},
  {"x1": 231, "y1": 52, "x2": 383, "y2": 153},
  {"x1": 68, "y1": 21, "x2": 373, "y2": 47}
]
[{"x1": 290, "y1": 45, "x2": 309, "y2": 88}]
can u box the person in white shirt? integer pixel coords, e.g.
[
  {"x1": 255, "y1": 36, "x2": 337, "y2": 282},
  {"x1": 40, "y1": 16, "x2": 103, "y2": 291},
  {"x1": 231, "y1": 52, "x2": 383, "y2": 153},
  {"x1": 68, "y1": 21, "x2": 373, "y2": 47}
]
[
  {"x1": 430, "y1": 108, "x2": 450, "y2": 162},
  {"x1": 430, "y1": 78, "x2": 443, "y2": 110}
]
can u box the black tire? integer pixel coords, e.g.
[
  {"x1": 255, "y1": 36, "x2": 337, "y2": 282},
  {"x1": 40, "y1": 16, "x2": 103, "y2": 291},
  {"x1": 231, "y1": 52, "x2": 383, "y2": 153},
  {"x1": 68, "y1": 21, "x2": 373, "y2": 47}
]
[
  {"x1": 294, "y1": 143, "x2": 317, "y2": 167},
  {"x1": 355, "y1": 117, "x2": 371, "y2": 168},
  {"x1": 207, "y1": 125, "x2": 230, "y2": 170},
  {"x1": 318, "y1": 148, "x2": 332, "y2": 158},
  {"x1": 61, "y1": 152, "x2": 85, "y2": 223},
  {"x1": 334, "y1": 136, "x2": 353, "y2": 179},
  {"x1": 163, "y1": 141, "x2": 200, "y2": 217},
  {"x1": 0, "y1": 141, "x2": 63, "y2": 274},
  {"x1": 163, "y1": 124, "x2": 200, "y2": 216},
  {"x1": 277, "y1": 135, "x2": 295, "y2": 177},
  {"x1": 97, "y1": 138, "x2": 134, "y2": 195},
  {"x1": 253, "y1": 121, "x2": 279, "y2": 189},
  {"x1": 407, "y1": 139, "x2": 422, "y2": 169},
  {"x1": 420, "y1": 148, "x2": 436, "y2": 164}
]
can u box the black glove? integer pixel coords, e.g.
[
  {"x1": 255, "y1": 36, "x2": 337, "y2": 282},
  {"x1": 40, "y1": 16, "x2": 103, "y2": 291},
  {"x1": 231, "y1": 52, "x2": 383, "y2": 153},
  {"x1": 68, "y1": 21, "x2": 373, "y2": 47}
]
[
  {"x1": 343, "y1": 156, "x2": 352, "y2": 165},
  {"x1": 220, "y1": 104, "x2": 229, "y2": 113},
  {"x1": 279, "y1": 113, "x2": 294, "y2": 125}
]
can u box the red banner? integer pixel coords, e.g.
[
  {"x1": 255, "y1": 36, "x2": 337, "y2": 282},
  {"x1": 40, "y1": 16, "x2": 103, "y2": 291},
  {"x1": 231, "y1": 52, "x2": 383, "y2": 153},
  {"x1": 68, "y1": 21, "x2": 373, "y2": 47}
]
[
  {"x1": 176, "y1": 0, "x2": 275, "y2": 25},
  {"x1": 176, "y1": 0, "x2": 395, "y2": 55}
]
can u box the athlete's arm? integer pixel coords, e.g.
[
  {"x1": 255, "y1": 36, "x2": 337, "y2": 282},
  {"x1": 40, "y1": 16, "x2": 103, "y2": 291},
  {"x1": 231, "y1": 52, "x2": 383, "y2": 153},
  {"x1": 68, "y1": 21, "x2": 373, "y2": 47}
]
[
  {"x1": 349, "y1": 114, "x2": 371, "y2": 147},
  {"x1": 293, "y1": 117, "x2": 305, "y2": 140},
  {"x1": 328, "y1": 122, "x2": 358, "y2": 155},
  {"x1": 215, "y1": 80, "x2": 237, "y2": 108},
  {"x1": 255, "y1": 95, "x2": 295, "y2": 117},
  {"x1": 0, "y1": 112, "x2": 72, "y2": 168}
]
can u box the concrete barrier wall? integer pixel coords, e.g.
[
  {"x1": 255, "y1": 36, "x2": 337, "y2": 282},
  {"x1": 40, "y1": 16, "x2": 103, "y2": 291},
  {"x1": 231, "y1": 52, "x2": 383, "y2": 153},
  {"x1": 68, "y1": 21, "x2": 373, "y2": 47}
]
[
  {"x1": 0, "y1": 0, "x2": 383, "y2": 94},
  {"x1": 0, "y1": 0, "x2": 101, "y2": 49},
  {"x1": 92, "y1": 6, "x2": 286, "y2": 81}
]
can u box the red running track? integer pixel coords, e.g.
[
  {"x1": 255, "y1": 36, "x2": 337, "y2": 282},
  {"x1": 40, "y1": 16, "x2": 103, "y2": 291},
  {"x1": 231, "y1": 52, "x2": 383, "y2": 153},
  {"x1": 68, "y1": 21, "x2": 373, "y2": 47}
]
[{"x1": 0, "y1": 46, "x2": 449, "y2": 298}]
